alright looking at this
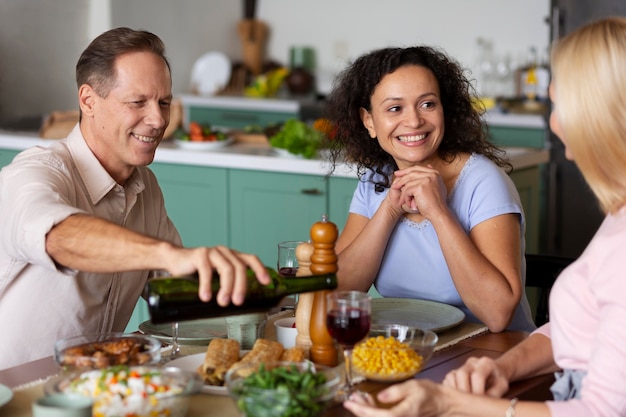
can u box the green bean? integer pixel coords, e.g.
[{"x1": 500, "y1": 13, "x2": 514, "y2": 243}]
[{"x1": 235, "y1": 364, "x2": 331, "y2": 417}]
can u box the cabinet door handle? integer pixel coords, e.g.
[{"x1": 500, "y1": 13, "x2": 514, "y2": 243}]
[{"x1": 301, "y1": 188, "x2": 323, "y2": 195}]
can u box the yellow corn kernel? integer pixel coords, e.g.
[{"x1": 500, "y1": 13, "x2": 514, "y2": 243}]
[{"x1": 352, "y1": 335, "x2": 424, "y2": 379}]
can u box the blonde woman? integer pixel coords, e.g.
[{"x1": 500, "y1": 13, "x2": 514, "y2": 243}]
[{"x1": 344, "y1": 16, "x2": 626, "y2": 417}]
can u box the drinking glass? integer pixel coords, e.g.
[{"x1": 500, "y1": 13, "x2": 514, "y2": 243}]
[
  {"x1": 277, "y1": 240, "x2": 305, "y2": 277},
  {"x1": 326, "y1": 290, "x2": 371, "y2": 400}
]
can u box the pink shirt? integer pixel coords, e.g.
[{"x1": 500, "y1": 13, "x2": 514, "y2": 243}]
[
  {"x1": 534, "y1": 207, "x2": 626, "y2": 416},
  {"x1": 0, "y1": 125, "x2": 181, "y2": 369}
]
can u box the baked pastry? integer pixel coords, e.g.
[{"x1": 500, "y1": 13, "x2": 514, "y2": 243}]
[
  {"x1": 280, "y1": 346, "x2": 307, "y2": 362},
  {"x1": 231, "y1": 338, "x2": 284, "y2": 377},
  {"x1": 197, "y1": 338, "x2": 240, "y2": 386}
]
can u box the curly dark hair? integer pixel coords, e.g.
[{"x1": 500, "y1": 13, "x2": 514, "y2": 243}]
[{"x1": 324, "y1": 45, "x2": 509, "y2": 188}]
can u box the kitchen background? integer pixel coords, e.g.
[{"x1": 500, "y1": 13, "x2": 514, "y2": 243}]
[
  {"x1": 0, "y1": 0, "x2": 550, "y2": 121},
  {"x1": 4, "y1": 0, "x2": 621, "y2": 260}
]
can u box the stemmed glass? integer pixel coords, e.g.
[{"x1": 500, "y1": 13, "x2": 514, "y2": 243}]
[
  {"x1": 152, "y1": 270, "x2": 181, "y2": 361},
  {"x1": 326, "y1": 290, "x2": 371, "y2": 401},
  {"x1": 170, "y1": 321, "x2": 181, "y2": 359}
]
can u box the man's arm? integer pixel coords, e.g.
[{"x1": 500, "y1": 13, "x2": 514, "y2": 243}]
[{"x1": 46, "y1": 213, "x2": 269, "y2": 305}]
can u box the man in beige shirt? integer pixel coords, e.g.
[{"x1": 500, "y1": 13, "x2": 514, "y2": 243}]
[{"x1": 0, "y1": 27, "x2": 268, "y2": 369}]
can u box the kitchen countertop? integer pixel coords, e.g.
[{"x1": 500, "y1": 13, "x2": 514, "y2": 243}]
[{"x1": 0, "y1": 130, "x2": 549, "y2": 178}]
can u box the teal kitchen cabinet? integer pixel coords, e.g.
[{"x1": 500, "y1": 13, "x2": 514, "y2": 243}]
[
  {"x1": 328, "y1": 176, "x2": 358, "y2": 233},
  {"x1": 126, "y1": 162, "x2": 229, "y2": 332},
  {"x1": 149, "y1": 163, "x2": 229, "y2": 248},
  {"x1": 0, "y1": 149, "x2": 19, "y2": 169},
  {"x1": 228, "y1": 169, "x2": 328, "y2": 266},
  {"x1": 180, "y1": 95, "x2": 299, "y2": 130},
  {"x1": 489, "y1": 125, "x2": 545, "y2": 149}
]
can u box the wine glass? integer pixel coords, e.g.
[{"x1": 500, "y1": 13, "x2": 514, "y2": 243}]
[
  {"x1": 277, "y1": 240, "x2": 304, "y2": 277},
  {"x1": 170, "y1": 321, "x2": 181, "y2": 359},
  {"x1": 326, "y1": 290, "x2": 371, "y2": 401},
  {"x1": 152, "y1": 270, "x2": 181, "y2": 361}
]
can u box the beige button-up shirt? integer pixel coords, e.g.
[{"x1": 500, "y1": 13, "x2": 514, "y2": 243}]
[{"x1": 0, "y1": 125, "x2": 181, "y2": 369}]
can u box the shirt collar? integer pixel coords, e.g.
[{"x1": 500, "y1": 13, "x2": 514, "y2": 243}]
[{"x1": 66, "y1": 124, "x2": 145, "y2": 204}]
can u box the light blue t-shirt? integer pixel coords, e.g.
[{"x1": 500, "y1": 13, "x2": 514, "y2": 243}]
[{"x1": 349, "y1": 154, "x2": 536, "y2": 332}]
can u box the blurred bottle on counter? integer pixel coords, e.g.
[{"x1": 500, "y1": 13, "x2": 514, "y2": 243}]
[
  {"x1": 475, "y1": 38, "x2": 496, "y2": 101},
  {"x1": 144, "y1": 267, "x2": 337, "y2": 324},
  {"x1": 286, "y1": 46, "x2": 315, "y2": 95},
  {"x1": 518, "y1": 47, "x2": 550, "y2": 104}
]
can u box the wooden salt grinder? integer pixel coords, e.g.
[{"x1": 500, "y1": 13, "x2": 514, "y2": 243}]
[
  {"x1": 308, "y1": 215, "x2": 339, "y2": 367},
  {"x1": 294, "y1": 241, "x2": 314, "y2": 354}
]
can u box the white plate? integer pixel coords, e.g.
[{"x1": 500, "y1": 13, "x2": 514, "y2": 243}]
[
  {"x1": 174, "y1": 136, "x2": 234, "y2": 151},
  {"x1": 272, "y1": 148, "x2": 303, "y2": 159},
  {"x1": 169, "y1": 352, "x2": 246, "y2": 396},
  {"x1": 371, "y1": 298, "x2": 465, "y2": 333},
  {"x1": 138, "y1": 318, "x2": 227, "y2": 346},
  {"x1": 0, "y1": 384, "x2": 12, "y2": 408},
  {"x1": 191, "y1": 51, "x2": 231, "y2": 96}
]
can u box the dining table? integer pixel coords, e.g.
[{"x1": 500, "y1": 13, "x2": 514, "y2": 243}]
[{"x1": 0, "y1": 313, "x2": 555, "y2": 417}]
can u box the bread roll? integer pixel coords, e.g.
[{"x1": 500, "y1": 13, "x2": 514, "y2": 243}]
[
  {"x1": 230, "y1": 338, "x2": 283, "y2": 377},
  {"x1": 280, "y1": 346, "x2": 307, "y2": 362},
  {"x1": 197, "y1": 338, "x2": 240, "y2": 386}
]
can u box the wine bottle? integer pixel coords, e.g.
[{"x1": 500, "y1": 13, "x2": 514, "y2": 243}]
[{"x1": 143, "y1": 268, "x2": 337, "y2": 324}]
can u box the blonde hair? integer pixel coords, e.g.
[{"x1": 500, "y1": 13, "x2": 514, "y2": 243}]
[{"x1": 551, "y1": 17, "x2": 626, "y2": 214}]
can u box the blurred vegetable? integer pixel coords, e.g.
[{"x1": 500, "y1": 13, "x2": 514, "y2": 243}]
[
  {"x1": 312, "y1": 118, "x2": 337, "y2": 140},
  {"x1": 268, "y1": 119, "x2": 325, "y2": 159},
  {"x1": 244, "y1": 67, "x2": 289, "y2": 98},
  {"x1": 174, "y1": 122, "x2": 227, "y2": 142}
]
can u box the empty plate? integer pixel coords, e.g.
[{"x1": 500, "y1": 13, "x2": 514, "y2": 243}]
[
  {"x1": 371, "y1": 298, "x2": 465, "y2": 333},
  {"x1": 191, "y1": 51, "x2": 231, "y2": 96}
]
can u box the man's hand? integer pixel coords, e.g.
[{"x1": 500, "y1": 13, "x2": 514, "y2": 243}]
[{"x1": 163, "y1": 245, "x2": 269, "y2": 305}]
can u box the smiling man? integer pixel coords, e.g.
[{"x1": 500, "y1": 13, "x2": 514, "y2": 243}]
[{"x1": 0, "y1": 27, "x2": 268, "y2": 370}]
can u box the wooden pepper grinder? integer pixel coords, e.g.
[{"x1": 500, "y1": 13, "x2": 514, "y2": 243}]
[
  {"x1": 294, "y1": 241, "x2": 314, "y2": 355},
  {"x1": 308, "y1": 214, "x2": 339, "y2": 367}
]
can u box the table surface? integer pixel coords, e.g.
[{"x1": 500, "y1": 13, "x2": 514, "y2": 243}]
[{"x1": 0, "y1": 325, "x2": 554, "y2": 417}]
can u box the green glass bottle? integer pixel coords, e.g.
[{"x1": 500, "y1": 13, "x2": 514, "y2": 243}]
[{"x1": 143, "y1": 267, "x2": 337, "y2": 324}]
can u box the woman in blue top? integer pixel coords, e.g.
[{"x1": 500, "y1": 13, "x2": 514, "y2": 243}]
[{"x1": 325, "y1": 46, "x2": 535, "y2": 332}]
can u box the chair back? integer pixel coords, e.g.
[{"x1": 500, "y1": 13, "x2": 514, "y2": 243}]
[{"x1": 525, "y1": 254, "x2": 575, "y2": 326}]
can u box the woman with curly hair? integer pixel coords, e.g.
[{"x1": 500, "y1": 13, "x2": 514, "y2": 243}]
[
  {"x1": 344, "y1": 18, "x2": 626, "y2": 417},
  {"x1": 325, "y1": 45, "x2": 535, "y2": 332}
]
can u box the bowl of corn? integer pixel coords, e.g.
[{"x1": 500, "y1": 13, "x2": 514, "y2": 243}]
[{"x1": 351, "y1": 324, "x2": 438, "y2": 382}]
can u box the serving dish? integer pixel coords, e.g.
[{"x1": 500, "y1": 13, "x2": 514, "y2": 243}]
[
  {"x1": 352, "y1": 324, "x2": 438, "y2": 382},
  {"x1": 54, "y1": 333, "x2": 161, "y2": 371},
  {"x1": 225, "y1": 361, "x2": 340, "y2": 417},
  {"x1": 371, "y1": 298, "x2": 464, "y2": 332},
  {"x1": 168, "y1": 351, "x2": 248, "y2": 396},
  {"x1": 45, "y1": 365, "x2": 202, "y2": 417},
  {"x1": 139, "y1": 317, "x2": 227, "y2": 345},
  {"x1": 173, "y1": 136, "x2": 234, "y2": 151}
]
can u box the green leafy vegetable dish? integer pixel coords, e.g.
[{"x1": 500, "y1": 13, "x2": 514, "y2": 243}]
[
  {"x1": 268, "y1": 119, "x2": 326, "y2": 159},
  {"x1": 226, "y1": 361, "x2": 340, "y2": 417}
]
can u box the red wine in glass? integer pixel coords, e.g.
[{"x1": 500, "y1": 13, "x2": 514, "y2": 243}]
[
  {"x1": 326, "y1": 308, "x2": 371, "y2": 348},
  {"x1": 278, "y1": 267, "x2": 298, "y2": 278}
]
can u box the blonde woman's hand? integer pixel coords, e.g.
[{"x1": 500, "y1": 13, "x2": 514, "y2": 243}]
[
  {"x1": 343, "y1": 379, "x2": 446, "y2": 417},
  {"x1": 442, "y1": 356, "x2": 509, "y2": 397}
]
